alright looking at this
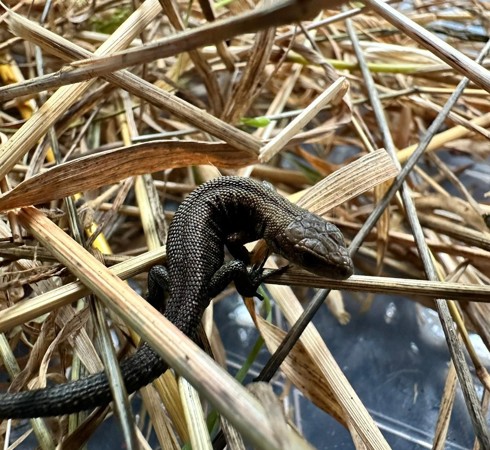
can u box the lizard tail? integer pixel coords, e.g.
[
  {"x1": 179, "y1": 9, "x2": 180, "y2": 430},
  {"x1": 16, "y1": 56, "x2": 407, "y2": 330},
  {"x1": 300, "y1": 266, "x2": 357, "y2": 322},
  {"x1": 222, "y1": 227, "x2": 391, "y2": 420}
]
[{"x1": 0, "y1": 343, "x2": 167, "y2": 418}]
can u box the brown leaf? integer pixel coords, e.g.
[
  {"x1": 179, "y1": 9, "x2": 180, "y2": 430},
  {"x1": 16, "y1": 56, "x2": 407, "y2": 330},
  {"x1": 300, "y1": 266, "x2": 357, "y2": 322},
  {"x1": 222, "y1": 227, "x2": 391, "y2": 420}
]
[
  {"x1": 245, "y1": 300, "x2": 347, "y2": 426},
  {"x1": 0, "y1": 141, "x2": 257, "y2": 211}
]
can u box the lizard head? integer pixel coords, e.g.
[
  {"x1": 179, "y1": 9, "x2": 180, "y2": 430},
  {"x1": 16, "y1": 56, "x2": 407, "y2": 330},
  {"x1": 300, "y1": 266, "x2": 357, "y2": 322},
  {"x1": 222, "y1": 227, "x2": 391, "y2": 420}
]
[{"x1": 269, "y1": 213, "x2": 354, "y2": 280}]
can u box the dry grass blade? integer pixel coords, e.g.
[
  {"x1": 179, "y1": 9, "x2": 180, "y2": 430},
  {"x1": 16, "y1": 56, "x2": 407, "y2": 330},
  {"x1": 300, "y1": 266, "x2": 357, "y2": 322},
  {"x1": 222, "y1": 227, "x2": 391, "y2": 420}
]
[
  {"x1": 247, "y1": 382, "x2": 310, "y2": 450},
  {"x1": 345, "y1": 3, "x2": 489, "y2": 444},
  {"x1": 297, "y1": 149, "x2": 398, "y2": 212},
  {"x1": 3, "y1": 10, "x2": 262, "y2": 154},
  {"x1": 264, "y1": 281, "x2": 390, "y2": 450},
  {"x1": 2, "y1": 264, "x2": 486, "y2": 339},
  {"x1": 417, "y1": 214, "x2": 490, "y2": 251},
  {"x1": 221, "y1": 4, "x2": 276, "y2": 123},
  {"x1": 0, "y1": 141, "x2": 256, "y2": 211},
  {"x1": 247, "y1": 304, "x2": 347, "y2": 426},
  {"x1": 157, "y1": 0, "x2": 223, "y2": 115},
  {"x1": 397, "y1": 112, "x2": 490, "y2": 163},
  {"x1": 259, "y1": 77, "x2": 349, "y2": 161},
  {"x1": 178, "y1": 377, "x2": 212, "y2": 450},
  {"x1": 0, "y1": 247, "x2": 164, "y2": 333},
  {"x1": 0, "y1": 0, "x2": 162, "y2": 180},
  {"x1": 16, "y1": 0, "x2": 351, "y2": 85},
  {"x1": 363, "y1": 0, "x2": 490, "y2": 92},
  {"x1": 267, "y1": 270, "x2": 490, "y2": 302},
  {"x1": 432, "y1": 363, "x2": 458, "y2": 450}
]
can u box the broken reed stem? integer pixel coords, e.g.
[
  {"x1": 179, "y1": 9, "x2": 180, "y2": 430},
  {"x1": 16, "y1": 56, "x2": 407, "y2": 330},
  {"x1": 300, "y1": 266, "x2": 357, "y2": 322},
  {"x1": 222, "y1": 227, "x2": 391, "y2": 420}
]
[{"x1": 0, "y1": 258, "x2": 487, "y2": 334}]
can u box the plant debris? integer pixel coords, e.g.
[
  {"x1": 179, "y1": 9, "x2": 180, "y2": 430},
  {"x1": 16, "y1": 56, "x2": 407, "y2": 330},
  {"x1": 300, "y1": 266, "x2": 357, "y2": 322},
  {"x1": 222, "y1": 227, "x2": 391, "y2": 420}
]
[{"x1": 0, "y1": 0, "x2": 489, "y2": 448}]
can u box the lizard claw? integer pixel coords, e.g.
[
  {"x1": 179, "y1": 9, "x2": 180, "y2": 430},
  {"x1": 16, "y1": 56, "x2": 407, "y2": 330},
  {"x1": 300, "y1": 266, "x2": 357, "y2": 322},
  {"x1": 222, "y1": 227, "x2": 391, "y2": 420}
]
[{"x1": 243, "y1": 264, "x2": 289, "y2": 300}]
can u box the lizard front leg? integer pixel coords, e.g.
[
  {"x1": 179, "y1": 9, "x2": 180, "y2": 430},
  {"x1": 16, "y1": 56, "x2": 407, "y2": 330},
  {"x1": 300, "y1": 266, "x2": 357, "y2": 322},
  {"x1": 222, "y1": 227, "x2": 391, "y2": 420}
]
[{"x1": 209, "y1": 260, "x2": 287, "y2": 300}]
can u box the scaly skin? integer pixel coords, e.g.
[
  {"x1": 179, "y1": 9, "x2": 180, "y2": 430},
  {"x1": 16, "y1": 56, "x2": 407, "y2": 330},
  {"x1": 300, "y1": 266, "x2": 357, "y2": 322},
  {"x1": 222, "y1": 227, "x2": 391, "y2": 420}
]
[{"x1": 0, "y1": 176, "x2": 353, "y2": 418}]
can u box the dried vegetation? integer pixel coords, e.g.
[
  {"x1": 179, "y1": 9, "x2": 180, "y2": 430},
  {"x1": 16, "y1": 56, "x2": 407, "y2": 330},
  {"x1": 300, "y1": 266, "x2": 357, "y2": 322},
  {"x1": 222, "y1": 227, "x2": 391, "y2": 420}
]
[{"x1": 0, "y1": 0, "x2": 489, "y2": 448}]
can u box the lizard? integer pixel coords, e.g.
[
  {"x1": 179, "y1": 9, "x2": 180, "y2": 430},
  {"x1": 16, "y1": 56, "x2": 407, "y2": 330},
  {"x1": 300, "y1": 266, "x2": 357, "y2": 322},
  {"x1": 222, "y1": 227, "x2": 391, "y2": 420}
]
[{"x1": 0, "y1": 176, "x2": 353, "y2": 418}]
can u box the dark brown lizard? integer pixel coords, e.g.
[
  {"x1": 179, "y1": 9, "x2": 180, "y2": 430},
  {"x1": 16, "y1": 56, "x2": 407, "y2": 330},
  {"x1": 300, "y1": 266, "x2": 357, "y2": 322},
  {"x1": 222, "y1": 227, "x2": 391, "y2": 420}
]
[{"x1": 0, "y1": 176, "x2": 353, "y2": 418}]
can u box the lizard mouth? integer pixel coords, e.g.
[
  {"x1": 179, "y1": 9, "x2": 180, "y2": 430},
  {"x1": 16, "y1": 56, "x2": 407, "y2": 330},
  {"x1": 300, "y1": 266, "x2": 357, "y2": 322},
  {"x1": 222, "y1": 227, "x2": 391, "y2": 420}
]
[
  {"x1": 323, "y1": 254, "x2": 354, "y2": 279},
  {"x1": 334, "y1": 255, "x2": 354, "y2": 278},
  {"x1": 298, "y1": 246, "x2": 354, "y2": 279}
]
